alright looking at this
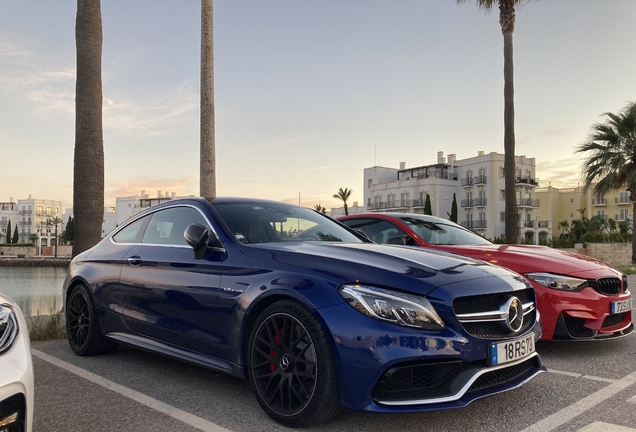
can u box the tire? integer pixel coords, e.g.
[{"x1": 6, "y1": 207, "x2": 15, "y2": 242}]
[
  {"x1": 247, "y1": 300, "x2": 340, "y2": 427},
  {"x1": 65, "y1": 284, "x2": 117, "y2": 356}
]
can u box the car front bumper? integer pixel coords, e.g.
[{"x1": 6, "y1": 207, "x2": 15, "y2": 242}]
[{"x1": 318, "y1": 302, "x2": 545, "y2": 413}]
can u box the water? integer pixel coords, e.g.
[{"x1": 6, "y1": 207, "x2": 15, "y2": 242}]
[{"x1": 0, "y1": 267, "x2": 66, "y2": 316}]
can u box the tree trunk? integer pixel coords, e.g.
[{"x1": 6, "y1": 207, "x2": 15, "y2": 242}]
[
  {"x1": 73, "y1": 0, "x2": 104, "y2": 257},
  {"x1": 200, "y1": 0, "x2": 216, "y2": 201},
  {"x1": 500, "y1": 2, "x2": 517, "y2": 244},
  {"x1": 632, "y1": 201, "x2": 636, "y2": 263}
]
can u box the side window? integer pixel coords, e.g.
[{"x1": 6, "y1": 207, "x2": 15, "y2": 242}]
[
  {"x1": 112, "y1": 216, "x2": 149, "y2": 244},
  {"x1": 341, "y1": 219, "x2": 407, "y2": 244},
  {"x1": 142, "y1": 207, "x2": 209, "y2": 246}
]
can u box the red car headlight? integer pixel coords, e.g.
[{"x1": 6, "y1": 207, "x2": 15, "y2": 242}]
[{"x1": 525, "y1": 273, "x2": 587, "y2": 292}]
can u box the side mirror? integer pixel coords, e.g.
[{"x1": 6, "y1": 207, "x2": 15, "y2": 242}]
[
  {"x1": 185, "y1": 223, "x2": 221, "y2": 259},
  {"x1": 386, "y1": 235, "x2": 416, "y2": 246}
]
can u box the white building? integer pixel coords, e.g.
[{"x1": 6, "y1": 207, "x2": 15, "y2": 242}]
[
  {"x1": 16, "y1": 196, "x2": 63, "y2": 247},
  {"x1": 363, "y1": 151, "x2": 542, "y2": 242},
  {"x1": 0, "y1": 199, "x2": 19, "y2": 243}
]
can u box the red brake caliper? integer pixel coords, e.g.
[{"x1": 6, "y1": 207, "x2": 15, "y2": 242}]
[{"x1": 269, "y1": 331, "x2": 282, "y2": 372}]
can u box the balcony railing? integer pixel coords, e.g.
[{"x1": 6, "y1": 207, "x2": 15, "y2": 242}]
[
  {"x1": 473, "y1": 175, "x2": 487, "y2": 185},
  {"x1": 515, "y1": 177, "x2": 539, "y2": 186},
  {"x1": 616, "y1": 197, "x2": 631, "y2": 205},
  {"x1": 412, "y1": 199, "x2": 424, "y2": 207},
  {"x1": 460, "y1": 220, "x2": 487, "y2": 229},
  {"x1": 472, "y1": 220, "x2": 487, "y2": 228},
  {"x1": 615, "y1": 214, "x2": 629, "y2": 221},
  {"x1": 18, "y1": 221, "x2": 31, "y2": 225},
  {"x1": 592, "y1": 198, "x2": 607, "y2": 205},
  {"x1": 520, "y1": 220, "x2": 537, "y2": 228},
  {"x1": 538, "y1": 220, "x2": 551, "y2": 228},
  {"x1": 0, "y1": 221, "x2": 7, "y2": 226},
  {"x1": 517, "y1": 198, "x2": 540, "y2": 207},
  {"x1": 18, "y1": 210, "x2": 32, "y2": 215},
  {"x1": 461, "y1": 178, "x2": 473, "y2": 187},
  {"x1": 461, "y1": 199, "x2": 473, "y2": 208},
  {"x1": 473, "y1": 198, "x2": 487, "y2": 207}
]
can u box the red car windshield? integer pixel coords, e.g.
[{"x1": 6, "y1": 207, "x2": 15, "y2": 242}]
[{"x1": 399, "y1": 217, "x2": 492, "y2": 246}]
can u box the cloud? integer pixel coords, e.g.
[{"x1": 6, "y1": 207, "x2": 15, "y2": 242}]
[
  {"x1": 103, "y1": 82, "x2": 199, "y2": 137},
  {"x1": 105, "y1": 174, "x2": 197, "y2": 205},
  {"x1": 0, "y1": 36, "x2": 198, "y2": 136},
  {"x1": 535, "y1": 157, "x2": 583, "y2": 188}
]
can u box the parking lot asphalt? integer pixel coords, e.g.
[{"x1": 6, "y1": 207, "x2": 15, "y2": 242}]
[{"x1": 30, "y1": 275, "x2": 636, "y2": 432}]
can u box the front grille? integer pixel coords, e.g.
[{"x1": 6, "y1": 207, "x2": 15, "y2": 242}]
[
  {"x1": 468, "y1": 356, "x2": 538, "y2": 393},
  {"x1": 461, "y1": 319, "x2": 533, "y2": 338},
  {"x1": 453, "y1": 288, "x2": 535, "y2": 338},
  {"x1": 0, "y1": 393, "x2": 26, "y2": 432},
  {"x1": 373, "y1": 361, "x2": 463, "y2": 401},
  {"x1": 564, "y1": 317, "x2": 586, "y2": 335},
  {"x1": 589, "y1": 278, "x2": 622, "y2": 295},
  {"x1": 453, "y1": 289, "x2": 534, "y2": 315},
  {"x1": 602, "y1": 313, "x2": 625, "y2": 328}
]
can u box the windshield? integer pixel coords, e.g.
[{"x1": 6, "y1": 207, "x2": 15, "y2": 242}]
[
  {"x1": 212, "y1": 201, "x2": 364, "y2": 244},
  {"x1": 399, "y1": 217, "x2": 492, "y2": 246}
]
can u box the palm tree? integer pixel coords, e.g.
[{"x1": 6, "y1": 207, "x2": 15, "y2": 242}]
[
  {"x1": 577, "y1": 101, "x2": 636, "y2": 263},
  {"x1": 333, "y1": 188, "x2": 353, "y2": 216},
  {"x1": 576, "y1": 207, "x2": 587, "y2": 220},
  {"x1": 73, "y1": 0, "x2": 104, "y2": 257},
  {"x1": 313, "y1": 204, "x2": 327, "y2": 214},
  {"x1": 48, "y1": 217, "x2": 63, "y2": 258},
  {"x1": 557, "y1": 220, "x2": 570, "y2": 238},
  {"x1": 28, "y1": 233, "x2": 38, "y2": 246},
  {"x1": 200, "y1": 0, "x2": 216, "y2": 200},
  {"x1": 457, "y1": 0, "x2": 528, "y2": 244}
]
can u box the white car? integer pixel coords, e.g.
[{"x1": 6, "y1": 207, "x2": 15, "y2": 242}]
[{"x1": 0, "y1": 292, "x2": 34, "y2": 432}]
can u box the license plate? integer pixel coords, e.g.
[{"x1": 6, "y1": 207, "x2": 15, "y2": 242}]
[
  {"x1": 490, "y1": 334, "x2": 535, "y2": 366},
  {"x1": 611, "y1": 298, "x2": 632, "y2": 314}
]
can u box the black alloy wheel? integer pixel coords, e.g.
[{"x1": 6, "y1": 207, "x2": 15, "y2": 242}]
[
  {"x1": 248, "y1": 300, "x2": 340, "y2": 427},
  {"x1": 65, "y1": 284, "x2": 117, "y2": 356}
]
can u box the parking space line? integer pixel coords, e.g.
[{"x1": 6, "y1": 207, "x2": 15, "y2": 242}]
[
  {"x1": 549, "y1": 369, "x2": 617, "y2": 383},
  {"x1": 521, "y1": 370, "x2": 636, "y2": 432},
  {"x1": 32, "y1": 349, "x2": 233, "y2": 432},
  {"x1": 577, "y1": 421, "x2": 636, "y2": 432}
]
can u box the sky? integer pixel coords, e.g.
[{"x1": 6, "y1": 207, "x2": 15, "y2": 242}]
[{"x1": 1, "y1": 0, "x2": 635, "y2": 212}]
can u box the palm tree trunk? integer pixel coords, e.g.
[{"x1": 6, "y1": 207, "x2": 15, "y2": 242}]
[
  {"x1": 632, "y1": 201, "x2": 636, "y2": 263},
  {"x1": 500, "y1": 1, "x2": 517, "y2": 244},
  {"x1": 73, "y1": 0, "x2": 104, "y2": 257},
  {"x1": 200, "y1": 0, "x2": 216, "y2": 200}
]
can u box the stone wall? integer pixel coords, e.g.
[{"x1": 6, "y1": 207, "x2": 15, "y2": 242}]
[
  {"x1": 0, "y1": 245, "x2": 72, "y2": 258},
  {"x1": 585, "y1": 242, "x2": 632, "y2": 266}
]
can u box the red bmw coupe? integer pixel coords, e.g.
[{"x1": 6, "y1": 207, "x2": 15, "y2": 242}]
[{"x1": 338, "y1": 213, "x2": 633, "y2": 341}]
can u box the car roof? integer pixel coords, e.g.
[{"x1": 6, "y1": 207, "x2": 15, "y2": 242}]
[{"x1": 341, "y1": 213, "x2": 452, "y2": 224}]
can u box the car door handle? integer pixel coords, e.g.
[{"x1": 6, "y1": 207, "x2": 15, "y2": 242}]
[{"x1": 127, "y1": 255, "x2": 143, "y2": 266}]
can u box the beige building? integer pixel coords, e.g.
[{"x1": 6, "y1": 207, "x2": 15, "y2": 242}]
[{"x1": 535, "y1": 184, "x2": 631, "y2": 239}]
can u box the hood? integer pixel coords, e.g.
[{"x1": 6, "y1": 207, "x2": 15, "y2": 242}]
[
  {"x1": 241, "y1": 241, "x2": 529, "y2": 296},
  {"x1": 438, "y1": 244, "x2": 618, "y2": 277}
]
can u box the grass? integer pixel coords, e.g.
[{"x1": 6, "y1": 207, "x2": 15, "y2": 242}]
[
  {"x1": 615, "y1": 265, "x2": 636, "y2": 275},
  {"x1": 27, "y1": 311, "x2": 66, "y2": 341}
]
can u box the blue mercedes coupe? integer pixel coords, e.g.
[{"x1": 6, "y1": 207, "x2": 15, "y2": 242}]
[{"x1": 64, "y1": 197, "x2": 545, "y2": 427}]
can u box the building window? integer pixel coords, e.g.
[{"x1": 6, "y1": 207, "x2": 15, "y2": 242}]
[
  {"x1": 620, "y1": 209, "x2": 629, "y2": 220},
  {"x1": 499, "y1": 167, "x2": 504, "y2": 178},
  {"x1": 500, "y1": 190, "x2": 505, "y2": 200},
  {"x1": 570, "y1": 213, "x2": 574, "y2": 218},
  {"x1": 367, "y1": 179, "x2": 372, "y2": 188},
  {"x1": 569, "y1": 198, "x2": 574, "y2": 204}
]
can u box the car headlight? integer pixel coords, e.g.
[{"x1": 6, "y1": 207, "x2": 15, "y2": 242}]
[
  {"x1": 338, "y1": 284, "x2": 445, "y2": 330},
  {"x1": 0, "y1": 305, "x2": 18, "y2": 354},
  {"x1": 525, "y1": 273, "x2": 587, "y2": 292}
]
